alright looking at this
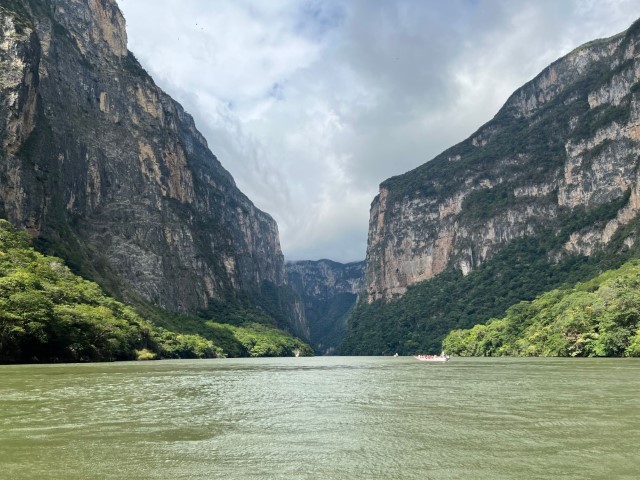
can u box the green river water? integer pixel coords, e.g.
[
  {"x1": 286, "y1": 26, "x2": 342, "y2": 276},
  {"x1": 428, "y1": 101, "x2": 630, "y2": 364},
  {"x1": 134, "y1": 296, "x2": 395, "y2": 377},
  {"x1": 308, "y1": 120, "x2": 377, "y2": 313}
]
[{"x1": 1, "y1": 356, "x2": 639, "y2": 479}]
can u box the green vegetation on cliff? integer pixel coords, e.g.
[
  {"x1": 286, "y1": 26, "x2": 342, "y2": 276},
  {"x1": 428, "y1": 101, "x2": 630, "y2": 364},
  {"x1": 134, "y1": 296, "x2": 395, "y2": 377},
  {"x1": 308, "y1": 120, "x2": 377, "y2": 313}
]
[
  {"x1": 2, "y1": 0, "x2": 306, "y2": 341},
  {"x1": 0, "y1": 0, "x2": 33, "y2": 29},
  {"x1": 286, "y1": 260, "x2": 364, "y2": 354},
  {"x1": 443, "y1": 259, "x2": 640, "y2": 357},
  {"x1": 141, "y1": 305, "x2": 312, "y2": 358},
  {"x1": 0, "y1": 219, "x2": 209, "y2": 362},
  {"x1": 228, "y1": 323, "x2": 313, "y2": 357},
  {"x1": 342, "y1": 208, "x2": 640, "y2": 356},
  {"x1": 306, "y1": 292, "x2": 357, "y2": 354},
  {"x1": 0, "y1": 220, "x2": 310, "y2": 363},
  {"x1": 381, "y1": 39, "x2": 637, "y2": 205},
  {"x1": 343, "y1": 22, "x2": 640, "y2": 356}
]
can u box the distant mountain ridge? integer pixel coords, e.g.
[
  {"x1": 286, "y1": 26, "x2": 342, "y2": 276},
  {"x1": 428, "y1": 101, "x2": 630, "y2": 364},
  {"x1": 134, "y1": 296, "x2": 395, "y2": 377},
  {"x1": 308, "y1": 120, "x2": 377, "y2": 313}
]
[
  {"x1": 343, "y1": 18, "x2": 640, "y2": 355},
  {"x1": 287, "y1": 259, "x2": 364, "y2": 354}
]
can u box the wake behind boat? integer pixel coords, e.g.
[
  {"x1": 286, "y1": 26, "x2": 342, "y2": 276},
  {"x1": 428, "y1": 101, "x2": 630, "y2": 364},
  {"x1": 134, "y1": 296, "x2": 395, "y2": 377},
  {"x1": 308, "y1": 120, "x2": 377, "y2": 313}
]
[{"x1": 414, "y1": 352, "x2": 450, "y2": 363}]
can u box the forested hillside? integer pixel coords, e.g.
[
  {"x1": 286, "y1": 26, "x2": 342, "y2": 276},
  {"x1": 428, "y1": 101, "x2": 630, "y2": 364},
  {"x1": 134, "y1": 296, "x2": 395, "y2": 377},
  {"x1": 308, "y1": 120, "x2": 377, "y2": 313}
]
[
  {"x1": 286, "y1": 260, "x2": 364, "y2": 354},
  {"x1": 344, "y1": 18, "x2": 640, "y2": 355},
  {"x1": 0, "y1": 220, "x2": 311, "y2": 363},
  {"x1": 443, "y1": 259, "x2": 640, "y2": 357},
  {"x1": 342, "y1": 212, "x2": 640, "y2": 355},
  {"x1": 0, "y1": 0, "x2": 309, "y2": 343}
]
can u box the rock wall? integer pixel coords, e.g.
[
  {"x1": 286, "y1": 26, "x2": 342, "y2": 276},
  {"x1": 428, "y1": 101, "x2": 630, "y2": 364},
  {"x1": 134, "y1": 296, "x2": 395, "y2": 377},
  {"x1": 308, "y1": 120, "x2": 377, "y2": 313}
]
[
  {"x1": 0, "y1": 5, "x2": 40, "y2": 228},
  {"x1": 0, "y1": 1, "x2": 290, "y2": 323},
  {"x1": 366, "y1": 20, "x2": 640, "y2": 302},
  {"x1": 287, "y1": 259, "x2": 364, "y2": 354}
]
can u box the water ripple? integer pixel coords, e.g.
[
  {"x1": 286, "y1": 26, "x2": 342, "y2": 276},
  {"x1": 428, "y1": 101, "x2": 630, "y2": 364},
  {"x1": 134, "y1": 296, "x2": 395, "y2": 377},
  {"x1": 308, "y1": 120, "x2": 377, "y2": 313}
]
[{"x1": 1, "y1": 357, "x2": 639, "y2": 479}]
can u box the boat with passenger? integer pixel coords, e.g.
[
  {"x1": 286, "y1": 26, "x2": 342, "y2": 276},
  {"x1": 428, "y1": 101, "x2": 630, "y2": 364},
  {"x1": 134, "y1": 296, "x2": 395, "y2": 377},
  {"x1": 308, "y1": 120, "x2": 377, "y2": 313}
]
[{"x1": 414, "y1": 352, "x2": 450, "y2": 363}]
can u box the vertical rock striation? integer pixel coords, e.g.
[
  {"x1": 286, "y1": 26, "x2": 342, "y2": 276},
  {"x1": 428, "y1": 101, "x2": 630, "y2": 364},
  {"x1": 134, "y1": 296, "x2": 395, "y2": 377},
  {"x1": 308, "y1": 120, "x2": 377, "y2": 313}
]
[
  {"x1": 365, "y1": 20, "x2": 640, "y2": 303},
  {"x1": 0, "y1": 1, "x2": 297, "y2": 330},
  {"x1": 287, "y1": 260, "x2": 364, "y2": 354}
]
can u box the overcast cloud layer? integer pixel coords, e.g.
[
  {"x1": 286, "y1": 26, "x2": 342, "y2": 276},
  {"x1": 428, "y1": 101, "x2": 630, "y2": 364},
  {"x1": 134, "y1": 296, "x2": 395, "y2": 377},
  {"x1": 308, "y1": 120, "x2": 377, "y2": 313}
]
[{"x1": 118, "y1": 0, "x2": 639, "y2": 262}]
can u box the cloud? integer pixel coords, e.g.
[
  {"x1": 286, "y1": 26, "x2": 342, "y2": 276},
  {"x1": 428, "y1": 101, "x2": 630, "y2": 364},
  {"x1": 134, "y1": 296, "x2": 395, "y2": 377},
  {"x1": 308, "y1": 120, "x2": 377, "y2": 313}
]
[{"x1": 118, "y1": 0, "x2": 640, "y2": 262}]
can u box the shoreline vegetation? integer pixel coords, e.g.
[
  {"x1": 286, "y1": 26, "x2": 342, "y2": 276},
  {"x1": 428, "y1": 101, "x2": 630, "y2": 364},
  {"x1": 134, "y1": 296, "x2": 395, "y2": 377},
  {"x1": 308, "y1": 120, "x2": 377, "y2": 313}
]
[
  {"x1": 0, "y1": 220, "x2": 312, "y2": 364},
  {"x1": 443, "y1": 259, "x2": 640, "y2": 357},
  {"x1": 5, "y1": 214, "x2": 640, "y2": 364}
]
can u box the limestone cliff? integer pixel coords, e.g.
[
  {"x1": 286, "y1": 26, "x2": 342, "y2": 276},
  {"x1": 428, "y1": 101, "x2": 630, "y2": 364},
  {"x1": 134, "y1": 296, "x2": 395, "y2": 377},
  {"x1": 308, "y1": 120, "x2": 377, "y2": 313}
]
[
  {"x1": 366, "y1": 19, "x2": 640, "y2": 303},
  {"x1": 0, "y1": 1, "x2": 297, "y2": 330},
  {"x1": 287, "y1": 260, "x2": 364, "y2": 354}
]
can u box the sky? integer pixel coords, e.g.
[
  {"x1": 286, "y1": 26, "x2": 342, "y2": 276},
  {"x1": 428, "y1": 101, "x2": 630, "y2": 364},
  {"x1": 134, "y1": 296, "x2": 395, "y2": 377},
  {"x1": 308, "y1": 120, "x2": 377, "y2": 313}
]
[{"x1": 117, "y1": 0, "x2": 639, "y2": 263}]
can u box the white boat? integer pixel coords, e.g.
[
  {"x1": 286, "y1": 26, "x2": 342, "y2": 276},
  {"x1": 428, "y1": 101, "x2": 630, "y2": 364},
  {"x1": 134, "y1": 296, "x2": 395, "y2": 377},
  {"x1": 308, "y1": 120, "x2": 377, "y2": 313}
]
[{"x1": 414, "y1": 352, "x2": 450, "y2": 363}]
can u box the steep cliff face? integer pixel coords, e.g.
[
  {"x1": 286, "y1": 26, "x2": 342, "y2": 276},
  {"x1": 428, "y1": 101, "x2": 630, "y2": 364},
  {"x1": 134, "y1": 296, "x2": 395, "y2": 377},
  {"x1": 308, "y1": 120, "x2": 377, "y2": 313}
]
[
  {"x1": 287, "y1": 260, "x2": 364, "y2": 354},
  {"x1": 366, "y1": 20, "x2": 640, "y2": 303},
  {"x1": 0, "y1": 1, "x2": 294, "y2": 327},
  {"x1": 0, "y1": 2, "x2": 40, "y2": 226}
]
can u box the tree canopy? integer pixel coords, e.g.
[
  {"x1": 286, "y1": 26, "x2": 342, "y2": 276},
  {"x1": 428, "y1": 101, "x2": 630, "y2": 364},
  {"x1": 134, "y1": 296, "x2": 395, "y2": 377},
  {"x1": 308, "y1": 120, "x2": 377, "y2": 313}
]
[
  {"x1": 0, "y1": 220, "x2": 311, "y2": 363},
  {"x1": 443, "y1": 259, "x2": 640, "y2": 357}
]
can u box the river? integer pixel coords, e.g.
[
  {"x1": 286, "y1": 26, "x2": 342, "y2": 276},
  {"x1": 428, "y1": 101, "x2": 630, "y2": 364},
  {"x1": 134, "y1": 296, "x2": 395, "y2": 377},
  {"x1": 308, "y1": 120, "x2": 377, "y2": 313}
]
[{"x1": 1, "y1": 357, "x2": 639, "y2": 479}]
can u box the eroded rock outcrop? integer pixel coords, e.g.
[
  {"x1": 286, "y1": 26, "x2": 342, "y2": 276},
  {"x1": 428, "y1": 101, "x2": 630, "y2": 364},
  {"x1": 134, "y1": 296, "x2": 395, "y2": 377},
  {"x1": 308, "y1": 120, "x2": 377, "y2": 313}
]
[
  {"x1": 0, "y1": 1, "x2": 293, "y2": 328},
  {"x1": 287, "y1": 259, "x2": 364, "y2": 354},
  {"x1": 366, "y1": 20, "x2": 640, "y2": 303}
]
